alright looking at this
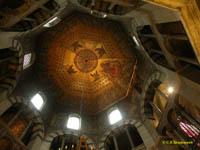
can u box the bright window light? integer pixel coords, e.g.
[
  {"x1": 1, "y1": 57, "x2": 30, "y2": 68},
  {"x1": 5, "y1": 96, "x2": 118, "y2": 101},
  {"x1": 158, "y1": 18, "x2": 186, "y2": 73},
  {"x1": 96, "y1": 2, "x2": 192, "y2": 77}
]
[
  {"x1": 43, "y1": 17, "x2": 60, "y2": 28},
  {"x1": 103, "y1": 13, "x2": 107, "y2": 18},
  {"x1": 23, "y1": 53, "x2": 32, "y2": 69},
  {"x1": 67, "y1": 116, "x2": 80, "y2": 130},
  {"x1": 109, "y1": 109, "x2": 122, "y2": 125},
  {"x1": 133, "y1": 36, "x2": 140, "y2": 46},
  {"x1": 168, "y1": 87, "x2": 174, "y2": 94},
  {"x1": 31, "y1": 93, "x2": 44, "y2": 110}
]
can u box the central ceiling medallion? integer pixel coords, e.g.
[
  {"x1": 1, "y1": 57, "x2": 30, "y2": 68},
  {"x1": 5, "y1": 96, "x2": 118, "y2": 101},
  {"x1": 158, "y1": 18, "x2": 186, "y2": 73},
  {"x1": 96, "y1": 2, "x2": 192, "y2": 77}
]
[
  {"x1": 74, "y1": 49, "x2": 98, "y2": 73},
  {"x1": 38, "y1": 13, "x2": 137, "y2": 114}
]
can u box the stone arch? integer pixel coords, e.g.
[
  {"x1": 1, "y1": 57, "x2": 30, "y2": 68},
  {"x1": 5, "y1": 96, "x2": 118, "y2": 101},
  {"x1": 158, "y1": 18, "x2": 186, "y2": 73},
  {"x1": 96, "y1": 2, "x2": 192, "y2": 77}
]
[
  {"x1": 0, "y1": 40, "x2": 23, "y2": 98},
  {"x1": 98, "y1": 119, "x2": 155, "y2": 150},
  {"x1": 17, "y1": 0, "x2": 68, "y2": 35},
  {"x1": 140, "y1": 72, "x2": 164, "y2": 122},
  {"x1": 137, "y1": 71, "x2": 166, "y2": 145},
  {"x1": 41, "y1": 129, "x2": 96, "y2": 150},
  {"x1": 0, "y1": 96, "x2": 45, "y2": 144}
]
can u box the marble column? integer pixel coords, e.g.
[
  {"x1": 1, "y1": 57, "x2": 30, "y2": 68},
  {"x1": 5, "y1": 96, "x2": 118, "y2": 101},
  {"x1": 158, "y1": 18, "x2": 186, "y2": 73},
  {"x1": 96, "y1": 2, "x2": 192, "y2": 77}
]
[
  {"x1": 125, "y1": 127, "x2": 136, "y2": 150},
  {"x1": 153, "y1": 87, "x2": 169, "y2": 101},
  {"x1": 61, "y1": 136, "x2": 66, "y2": 150},
  {"x1": 0, "y1": 99, "x2": 11, "y2": 116},
  {"x1": 28, "y1": 135, "x2": 43, "y2": 150},
  {"x1": 20, "y1": 121, "x2": 33, "y2": 140},
  {"x1": 112, "y1": 132, "x2": 119, "y2": 150},
  {"x1": 149, "y1": 101, "x2": 162, "y2": 118},
  {"x1": 8, "y1": 108, "x2": 24, "y2": 126}
]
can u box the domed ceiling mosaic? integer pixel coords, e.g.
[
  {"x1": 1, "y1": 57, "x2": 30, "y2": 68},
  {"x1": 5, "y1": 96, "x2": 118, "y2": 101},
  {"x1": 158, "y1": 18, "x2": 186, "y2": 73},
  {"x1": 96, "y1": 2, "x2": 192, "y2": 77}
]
[{"x1": 36, "y1": 12, "x2": 137, "y2": 114}]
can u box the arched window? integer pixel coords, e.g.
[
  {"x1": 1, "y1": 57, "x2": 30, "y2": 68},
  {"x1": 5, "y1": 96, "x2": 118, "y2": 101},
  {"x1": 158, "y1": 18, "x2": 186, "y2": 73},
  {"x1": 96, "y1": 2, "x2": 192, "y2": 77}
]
[
  {"x1": 108, "y1": 108, "x2": 122, "y2": 125},
  {"x1": 23, "y1": 53, "x2": 32, "y2": 69},
  {"x1": 132, "y1": 36, "x2": 140, "y2": 47},
  {"x1": 43, "y1": 17, "x2": 61, "y2": 28},
  {"x1": 66, "y1": 114, "x2": 81, "y2": 130},
  {"x1": 31, "y1": 92, "x2": 45, "y2": 111}
]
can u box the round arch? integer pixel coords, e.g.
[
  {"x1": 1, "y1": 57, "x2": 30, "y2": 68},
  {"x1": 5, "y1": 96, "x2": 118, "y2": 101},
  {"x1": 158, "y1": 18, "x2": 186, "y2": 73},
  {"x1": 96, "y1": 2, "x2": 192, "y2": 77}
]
[
  {"x1": 140, "y1": 72, "x2": 164, "y2": 122},
  {"x1": 0, "y1": 40, "x2": 23, "y2": 98},
  {"x1": 138, "y1": 71, "x2": 166, "y2": 146},
  {"x1": 98, "y1": 119, "x2": 155, "y2": 150},
  {"x1": 41, "y1": 129, "x2": 96, "y2": 150},
  {"x1": 0, "y1": 96, "x2": 45, "y2": 146}
]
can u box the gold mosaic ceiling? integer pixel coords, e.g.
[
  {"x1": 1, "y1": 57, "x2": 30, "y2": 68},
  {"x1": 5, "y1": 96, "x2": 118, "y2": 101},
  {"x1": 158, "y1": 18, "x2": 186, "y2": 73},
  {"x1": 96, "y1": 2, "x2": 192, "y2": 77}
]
[{"x1": 37, "y1": 12, "x2": 137, "y2": 114}]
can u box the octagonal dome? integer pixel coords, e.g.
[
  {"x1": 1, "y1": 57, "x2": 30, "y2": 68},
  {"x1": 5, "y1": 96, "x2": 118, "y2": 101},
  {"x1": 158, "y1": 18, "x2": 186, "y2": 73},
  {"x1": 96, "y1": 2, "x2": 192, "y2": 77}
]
[{"x1": 36, "y1": 12, "x2": 137, "y2": 114}]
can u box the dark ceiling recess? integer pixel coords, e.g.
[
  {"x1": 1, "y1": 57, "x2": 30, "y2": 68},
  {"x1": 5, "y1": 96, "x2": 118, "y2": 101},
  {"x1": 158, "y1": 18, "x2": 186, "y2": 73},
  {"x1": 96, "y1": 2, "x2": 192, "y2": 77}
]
[
  {"x1": 197, "y1": 0, "x2": 200, "y2": 9},
  {"x1": 78, "y1": 0, "x2": 141, "y2": 15},
  {"x1": 0, "y1": 0, "x2": 59, "y2": 32},
  {"x1": 137, "y1": 25, "x2": 172, "y2": 70},
  {"x1": 0, "y1": 0, "x2": 24, "y2": 9},
  {"x1": 137, "y1": 21, "x2": 200, "y2": 84},
  {"x1": 35, "y1": 12, "x2": 137, "y2": 115},
  {"x1": 156, "y1": 21, "x2": 200, "y2": 84},
  {"x1": 156, "y1": 21, "x2": 197, "y2": 60}
]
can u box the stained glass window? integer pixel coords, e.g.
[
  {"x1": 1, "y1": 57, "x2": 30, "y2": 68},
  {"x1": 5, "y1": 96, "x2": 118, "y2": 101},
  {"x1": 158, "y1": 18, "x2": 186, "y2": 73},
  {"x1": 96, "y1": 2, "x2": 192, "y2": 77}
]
[
  {"x1": 177, "y1": 115, "x2": 200, "y2": 147},
  {"x1": 179, "y1": 122, "x2": 199, "y2": 137}
]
